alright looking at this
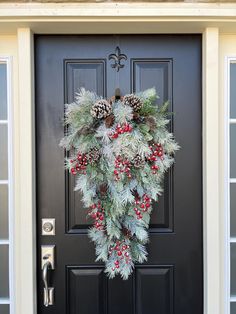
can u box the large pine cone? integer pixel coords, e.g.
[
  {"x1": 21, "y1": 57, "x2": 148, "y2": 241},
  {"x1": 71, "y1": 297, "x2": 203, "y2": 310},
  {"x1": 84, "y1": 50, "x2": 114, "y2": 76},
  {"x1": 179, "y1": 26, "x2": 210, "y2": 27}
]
[
  {"x1": 132, "y1": 154, "x2": 145, "y2": 168},
  {"x1": 105, "y1": 114, "x2": 115, "y2": 128},
  {"x1": 123, "y1": 94, "x2": 143, "y2": 112},
  {"x1": 91, "y1": 99, "x2": 112, "y2": 119},
  {"x1": 88, "y1": 147, "x2": 100, "y2": 164}
]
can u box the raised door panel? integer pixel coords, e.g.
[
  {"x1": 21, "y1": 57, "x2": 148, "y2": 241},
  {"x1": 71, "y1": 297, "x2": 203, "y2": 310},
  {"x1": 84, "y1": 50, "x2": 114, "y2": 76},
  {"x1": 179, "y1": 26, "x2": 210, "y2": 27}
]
[
  {"x1": 64, "y1": 60, "x2": 106, "y2": 233},
  {"x1": 67, "y1": 266, "x2": 174, "y2": 314},
  {"x1": 132, "y1": 60, "x2": 173, "y2": 232},
  {"x1": 67, "y1": 267, "x2": 107, "y2": 314},
  {"x1": 136, "y1": 266, "x2": 174, "y2": 314}
]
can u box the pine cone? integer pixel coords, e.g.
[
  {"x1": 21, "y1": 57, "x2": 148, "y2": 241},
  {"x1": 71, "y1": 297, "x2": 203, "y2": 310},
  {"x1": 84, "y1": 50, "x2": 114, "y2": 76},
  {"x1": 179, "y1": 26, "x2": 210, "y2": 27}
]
[
  {"x1": 145, "y1": 116, "x2": 156, "y2": 131},
  {"x1": 123, "y1": 94, "x2": 143, "y2": 112},
  {"x1": 98, "y1": 183, "x2": 108, "y2": 198},
  {"x1": 88, "y1": 147, "x2": 100, "y2": 164},
  {"x1": 132, "y1": 154, "x2": 145, "y2": 168},
  {"x1": 90, "y1": 99, "x2": 112, "y2": 119},
  {"x1": 105, "y1": 114, "x2": 115, "y2": 128},
  {"x1": 133, "y1": 112, "x2": 145, "y2": 123}
]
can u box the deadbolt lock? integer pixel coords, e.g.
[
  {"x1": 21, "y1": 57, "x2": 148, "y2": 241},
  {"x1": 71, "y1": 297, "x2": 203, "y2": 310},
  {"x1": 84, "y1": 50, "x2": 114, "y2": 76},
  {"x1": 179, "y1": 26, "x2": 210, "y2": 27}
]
[{"x1": 42, "y1": 218, "x2": 55, "y2": 236}]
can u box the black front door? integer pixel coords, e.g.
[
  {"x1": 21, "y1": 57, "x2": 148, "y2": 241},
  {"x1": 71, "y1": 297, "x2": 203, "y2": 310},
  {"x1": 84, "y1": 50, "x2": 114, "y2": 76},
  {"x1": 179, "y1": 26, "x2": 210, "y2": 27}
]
[{"x1": 36, "y1": 35, "x2": 202, "y2": 314}]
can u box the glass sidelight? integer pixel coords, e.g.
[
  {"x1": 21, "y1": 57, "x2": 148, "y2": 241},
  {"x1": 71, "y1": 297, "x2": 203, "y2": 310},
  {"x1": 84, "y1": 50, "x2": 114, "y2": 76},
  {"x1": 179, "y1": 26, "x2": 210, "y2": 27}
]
[
  {"x1": 227, "y1": 59, "x2": 236, "y2": 313},
  {"x1": 0, "y1": 58, "x2": 13, "y2": 314}
]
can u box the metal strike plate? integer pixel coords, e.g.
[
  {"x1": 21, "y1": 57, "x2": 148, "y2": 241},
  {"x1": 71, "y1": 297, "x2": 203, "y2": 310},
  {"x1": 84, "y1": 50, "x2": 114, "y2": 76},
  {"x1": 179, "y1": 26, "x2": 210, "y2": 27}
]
[
  {"x1": 44, "y1": 287, "x2": 54, "y2": 306},
  {"x1": 42, "y1": 218, "x2": 55, "y2": 236},
  {"x1": 41, "y1": 245, "x2": 55, "y2": 269}
]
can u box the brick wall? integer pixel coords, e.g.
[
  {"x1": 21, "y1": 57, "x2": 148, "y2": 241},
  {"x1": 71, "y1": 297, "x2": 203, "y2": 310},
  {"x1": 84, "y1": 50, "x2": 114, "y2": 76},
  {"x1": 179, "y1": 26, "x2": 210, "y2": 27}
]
[{"x1": 0, "y1": 0, "x2": 235, "y2": 3}]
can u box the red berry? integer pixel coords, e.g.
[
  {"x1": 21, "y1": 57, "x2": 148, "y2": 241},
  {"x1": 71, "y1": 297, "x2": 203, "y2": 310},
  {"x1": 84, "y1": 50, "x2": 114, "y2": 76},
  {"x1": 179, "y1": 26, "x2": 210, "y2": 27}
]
[
  {"x1": 115, "y1": 260, "x2": 119, "y2": 265},
  {"x1": 134, "y1": 207, "x2": 138, "y2": 212},
  {"x1": 125, "y1": 252, "x2": 129, "y2": 257},
  {"x1": 140, "y1": 203, "x2": 145, "y2": 209},
  {"x1": 118, "y1": 251, "x2": 122, "y2": 256},
  {"x1": 112, "y1": 132, "x2": 118, "y2": 139},
  {"x1": 136, "y1": 210, "x2": 141, "y2": 215},
  {"x1": 115, "y1": 264, "x2": 119, "y2": 269},
  {"x1": 145, "y1": 203, "x2": 151, "y2": 208},
  {"x1": 71, "y1": 168, "x2": 76, "y2": 175},
  {"x1": 114, "y1": 170, "x2": 119, "y2": 175}
]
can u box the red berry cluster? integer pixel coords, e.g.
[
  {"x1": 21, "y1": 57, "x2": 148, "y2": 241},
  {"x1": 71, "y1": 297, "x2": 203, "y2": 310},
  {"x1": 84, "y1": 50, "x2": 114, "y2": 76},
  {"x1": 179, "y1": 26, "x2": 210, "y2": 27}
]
[
  {"x1": 147, "y1": 143, "x2": 164, "y2": 174},
  {"x1": 109, "y1": 241, "x2": 131, "y2": 271},
  {"x1": 70, "y1": 152, "x2": 88, "y2": 175},
  {"x1": 110, "y1": 123, "x2": 133, "y2": 139},
  {"x1": 88, "y1": 201, "x2": 105, "y2": 230},
  {"x1": 133, "y1": 194, "x2": 151, "y2": 219},
  {"x1": 114, "y1": 155, "x2": 132, "y2": 181}
]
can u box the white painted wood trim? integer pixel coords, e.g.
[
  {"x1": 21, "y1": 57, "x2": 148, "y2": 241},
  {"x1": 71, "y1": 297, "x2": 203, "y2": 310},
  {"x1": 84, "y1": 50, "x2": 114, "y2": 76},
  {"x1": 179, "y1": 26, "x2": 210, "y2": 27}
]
[
  {"x1": 202, "y1": 28, "x2": 220, "y2": 314},
  {"x1": 1, "y1": 3, "x2": 236, "y2": 18},
  {"x1": 224, "y1": 55, "x2": 231, "y2": 314},
  {"x1": 15, "y1": 28, "x2": 36, "y2": 314}
]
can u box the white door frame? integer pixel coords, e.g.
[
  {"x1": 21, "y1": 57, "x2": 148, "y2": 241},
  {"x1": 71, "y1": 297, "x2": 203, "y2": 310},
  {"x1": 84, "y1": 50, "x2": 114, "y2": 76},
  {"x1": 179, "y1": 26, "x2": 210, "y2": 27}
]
[{"x1": 3, "y1": 5, "x2": 228, "y2": 313}]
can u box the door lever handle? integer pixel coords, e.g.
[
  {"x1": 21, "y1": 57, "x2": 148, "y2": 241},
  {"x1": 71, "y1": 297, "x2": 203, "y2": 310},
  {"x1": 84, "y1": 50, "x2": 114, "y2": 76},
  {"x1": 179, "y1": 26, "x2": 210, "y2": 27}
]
[
  {"x1": 42, "y1": 261, "x2": 54, "y2": 307},
  {"x1": 41, "y1": 245, "x2": 55, "y2": 307}
]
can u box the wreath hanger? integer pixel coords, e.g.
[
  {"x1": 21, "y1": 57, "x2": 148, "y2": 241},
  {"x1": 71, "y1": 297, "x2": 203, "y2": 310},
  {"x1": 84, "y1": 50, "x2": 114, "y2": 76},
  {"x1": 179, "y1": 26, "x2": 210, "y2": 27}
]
[{"x1": 115, "y1": 87, "x2": 121, "y2": 101}]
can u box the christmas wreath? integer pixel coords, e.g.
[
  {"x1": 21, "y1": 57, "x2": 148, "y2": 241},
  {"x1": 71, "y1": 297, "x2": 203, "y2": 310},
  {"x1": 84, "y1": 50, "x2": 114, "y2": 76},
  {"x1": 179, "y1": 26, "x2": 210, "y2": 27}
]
[{"x1": 60, "y1": 88, "x2": 179, "y2": 279}]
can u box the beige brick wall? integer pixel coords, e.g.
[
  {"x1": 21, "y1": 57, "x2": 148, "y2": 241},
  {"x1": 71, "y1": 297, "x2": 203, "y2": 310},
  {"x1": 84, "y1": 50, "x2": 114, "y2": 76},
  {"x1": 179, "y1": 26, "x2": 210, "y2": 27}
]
[{"x1": 0, "y1": 0, "x2": 235, "y2": 3}]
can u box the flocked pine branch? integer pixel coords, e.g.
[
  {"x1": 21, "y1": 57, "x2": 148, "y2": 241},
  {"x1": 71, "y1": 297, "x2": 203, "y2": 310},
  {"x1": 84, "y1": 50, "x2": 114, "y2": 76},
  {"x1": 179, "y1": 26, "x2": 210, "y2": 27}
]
[{"x1": 60, "y1": 87, "x2": 179, "y2": 279}]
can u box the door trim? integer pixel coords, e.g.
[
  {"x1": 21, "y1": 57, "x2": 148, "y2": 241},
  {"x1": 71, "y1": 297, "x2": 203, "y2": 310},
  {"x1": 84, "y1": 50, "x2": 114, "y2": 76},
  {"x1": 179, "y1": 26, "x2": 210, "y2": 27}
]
[{"x1": 14, "y1": 28, "x2": 220, "y2": 314}]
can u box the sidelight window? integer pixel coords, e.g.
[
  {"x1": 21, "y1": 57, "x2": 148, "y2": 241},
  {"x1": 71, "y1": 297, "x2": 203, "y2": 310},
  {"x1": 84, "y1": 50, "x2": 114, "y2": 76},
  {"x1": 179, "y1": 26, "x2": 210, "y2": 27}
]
[{"x1": 0, "y1": 58, "x2": 14, "y2": 314}]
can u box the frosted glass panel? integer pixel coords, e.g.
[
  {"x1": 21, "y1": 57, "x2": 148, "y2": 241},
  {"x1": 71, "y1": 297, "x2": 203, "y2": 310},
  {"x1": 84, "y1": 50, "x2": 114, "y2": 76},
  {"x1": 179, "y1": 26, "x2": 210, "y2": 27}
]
[
  {"x1": 0, "y1": 245, "x2": 9, "y2": 298},
  {"x1": 230, "y1": 124, "x2": 236, "y2": 178},
  {"x1": 0, "y1": 185, "x2": 8, "y2": 239},
  {"x1": 0, "y1": 63, "x2": 7, "y2": 120},
  {"x1": 0, "y1": 305, "x2": 9, "y2": 314},
  {"x1": 231, "y1": 63, "x2": 236, "y2": 119},
  {"x1": 0, "y1": 124, "x2": 8, "y2": 180}
]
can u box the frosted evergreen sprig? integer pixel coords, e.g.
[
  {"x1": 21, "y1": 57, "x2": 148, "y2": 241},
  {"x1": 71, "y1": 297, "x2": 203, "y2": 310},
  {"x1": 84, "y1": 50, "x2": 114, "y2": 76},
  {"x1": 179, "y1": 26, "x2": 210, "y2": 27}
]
[{"x1": 60, "y1": 87, "x2": 179, "y2": 279}]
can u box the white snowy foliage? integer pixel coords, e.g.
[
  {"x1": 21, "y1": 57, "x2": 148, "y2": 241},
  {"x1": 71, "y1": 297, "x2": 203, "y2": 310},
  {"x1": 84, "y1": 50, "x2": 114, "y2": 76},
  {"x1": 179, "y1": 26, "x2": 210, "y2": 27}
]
[{"x1": 60, "y1": 87, "x2": 179, "y2": 280}]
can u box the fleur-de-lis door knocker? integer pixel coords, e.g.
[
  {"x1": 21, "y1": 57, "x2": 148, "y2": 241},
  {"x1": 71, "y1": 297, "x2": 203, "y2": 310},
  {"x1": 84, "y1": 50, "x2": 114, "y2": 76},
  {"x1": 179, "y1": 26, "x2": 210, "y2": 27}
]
[{"x1": 109, "y1": 46, "x2": 127, "y2": 72}]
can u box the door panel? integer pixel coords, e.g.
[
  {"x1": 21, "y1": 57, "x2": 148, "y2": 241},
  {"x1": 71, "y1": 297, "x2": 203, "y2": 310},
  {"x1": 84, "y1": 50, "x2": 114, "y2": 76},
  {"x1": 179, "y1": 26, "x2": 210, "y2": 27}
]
[{"x1": 36, "y1": 35, "x2": 202, "y2": 314}]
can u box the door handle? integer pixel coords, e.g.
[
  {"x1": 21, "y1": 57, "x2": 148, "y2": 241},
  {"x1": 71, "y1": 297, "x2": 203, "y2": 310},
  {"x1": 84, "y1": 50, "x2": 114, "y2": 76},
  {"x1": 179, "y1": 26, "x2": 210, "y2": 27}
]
[
  {"x1": 42, "y1": 261, "x2": 54, "y2": 307},
  {"x1": 41, "y1": 245, "x2": 55, "y2": 307}
]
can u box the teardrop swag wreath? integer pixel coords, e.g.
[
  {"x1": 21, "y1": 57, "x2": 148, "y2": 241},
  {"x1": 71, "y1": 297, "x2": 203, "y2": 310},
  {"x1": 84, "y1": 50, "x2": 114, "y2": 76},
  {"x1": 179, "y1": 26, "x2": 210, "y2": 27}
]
[{"x1": 60, "y1": 88, "x2": 179, "y2": 279}]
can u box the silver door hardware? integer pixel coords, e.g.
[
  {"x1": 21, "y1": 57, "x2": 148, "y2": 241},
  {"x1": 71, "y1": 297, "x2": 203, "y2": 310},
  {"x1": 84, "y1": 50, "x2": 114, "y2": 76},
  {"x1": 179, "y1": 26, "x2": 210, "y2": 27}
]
[
  {"x1": 41, "y1": 245, "x2": 55, "y2": 269},
  {"x1": 42, "y1": 218, "x2": 55, "y2": 236},
  {"x1": 41, "y1": 245, "x2": 55, "y2": 306},
  {"x1": 42, "y1": 261, "x2": 54, "y2": 306}
]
